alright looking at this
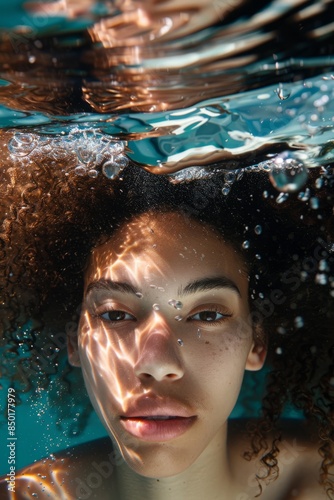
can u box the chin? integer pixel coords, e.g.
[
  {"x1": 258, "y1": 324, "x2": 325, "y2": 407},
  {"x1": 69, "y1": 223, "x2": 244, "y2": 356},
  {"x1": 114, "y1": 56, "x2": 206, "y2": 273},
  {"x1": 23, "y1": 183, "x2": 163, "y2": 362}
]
[{"x1": 120, "y1": 443, "x2": 199, "y2": 479}]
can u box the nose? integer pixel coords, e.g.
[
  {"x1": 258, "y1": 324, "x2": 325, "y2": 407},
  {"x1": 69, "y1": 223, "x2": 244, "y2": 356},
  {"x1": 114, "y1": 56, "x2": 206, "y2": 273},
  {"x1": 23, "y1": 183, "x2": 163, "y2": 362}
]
[{"x1": 134, "y1": 316, "x2": 184, "y2": 382}]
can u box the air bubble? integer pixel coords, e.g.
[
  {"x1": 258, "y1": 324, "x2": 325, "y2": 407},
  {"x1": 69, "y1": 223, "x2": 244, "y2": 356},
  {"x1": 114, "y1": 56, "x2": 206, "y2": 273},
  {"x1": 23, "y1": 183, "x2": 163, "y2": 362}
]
[
  {"x1": 269, "y1": 152, "x2": 308, "y2": 193},
  {"x1": 8, "y1": 133, "x2": 38, "y2": 157},
  {"x1": 275, "y1": 347, "x2": 283, "y2": 355},
  {"x1": 254, "y1": 225, "x2": 262, "y2": 235},
  {"x1": 102, "y1": 162, "x2": 122, "y2": 180},
  {"x1": 277, "y1": 326, "x2": 287, "y2": 335},
  {"x1": 152, "y1": 304, "x2": 160, "y2": 311},
  {"x1": 113, "y1": 155, "x2": 129, "y2": 168},
  {"x1": 74, "y1": 165, "x2": 86, "y2": 176},
  {"x1": 315, "y1": 273, "x2": 327, "y2": 285},
  {"x1": 276, "y1": 193, "x2": 289, "y2": 204},
  {"x1": 275, "y1": 85, "x2": 291, "y2": 100},
  {"x1": 242, "y1": 240, "x2": 250, "y2": 249},
  {"x1": 222, "y1": 185, "x2": 231, "y2": 196},
  {"x1": 319, "y1": 259, "x2": 329, "y2": 272},
  {"x1": 224, "y1": 172, "x2": 236, "y2": 184},
  {"x1": 315, "y1": 177, "x2": 324, "y2": 189},
  {"x1": 310, "y1": 197, "x2": 319, "y2": 210},
  {"x1": 294, "y1": 316, "x2": 304, "y2": 329},
  {"x1": 298, "y1": 188, "x2": 310, "y2": 201},
  {"x1": 88, "y1": 169, "x2": 98, "y2": 178},
  {"x1": 177, "y1": 339, "x2": 184, "y2": 346}
]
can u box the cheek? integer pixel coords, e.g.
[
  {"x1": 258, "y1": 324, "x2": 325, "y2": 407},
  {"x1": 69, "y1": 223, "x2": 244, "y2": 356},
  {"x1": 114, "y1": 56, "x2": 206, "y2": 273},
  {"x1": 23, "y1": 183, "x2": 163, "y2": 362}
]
[{"x1": 78, "y1": 324, "x2": 136, "y2": 406}]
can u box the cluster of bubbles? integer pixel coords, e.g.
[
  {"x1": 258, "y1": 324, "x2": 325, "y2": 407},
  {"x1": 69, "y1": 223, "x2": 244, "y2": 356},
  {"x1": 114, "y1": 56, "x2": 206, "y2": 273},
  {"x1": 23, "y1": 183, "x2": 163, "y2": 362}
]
[
  {"x1": 220, "y1": 151, "x2": 310, "y2": 197},
  {"x1": 168, "y1": 299, "x2": 183, "y2": 310},
  {"x1": 267, "y1": 151, "x2": 309, "y2": 193},
  {"x1": 8, "y1": 129, "x2": 129, "y2": 180},
  {"x1": 168, "y1": 166, "x2": 218, "y2": 184}
]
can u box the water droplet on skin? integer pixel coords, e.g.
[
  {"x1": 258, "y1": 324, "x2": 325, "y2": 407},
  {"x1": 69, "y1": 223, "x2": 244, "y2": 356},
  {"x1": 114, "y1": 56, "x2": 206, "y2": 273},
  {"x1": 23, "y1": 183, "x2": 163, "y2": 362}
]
[
  {"x1": 174, "y1": 301, "x2": 183, "y2": 310},
  {"x1": 269, "y1": 152, "x2": 308, "y2": 193},
  {"x1": 254, "y1": 225, "x2": 262, "y2": 235},
  {"x1": 152, "y1": 304, "x2": 160, "y2": 311},
  {"x1": 177, "y1": 339, "x2": 184, "y2": 346},
  {"x1": 174, "y1": 315, "x2": 183, "y2": 321},
  {"x1": 168, "y1": 299, "x2": 176, "y2": 307},
  {"x1": 242, "y1": 240, "x2": 250, "y2": 249},
  {"x1": 135, "y1": 292, "x2": 143, "y2": 299}
]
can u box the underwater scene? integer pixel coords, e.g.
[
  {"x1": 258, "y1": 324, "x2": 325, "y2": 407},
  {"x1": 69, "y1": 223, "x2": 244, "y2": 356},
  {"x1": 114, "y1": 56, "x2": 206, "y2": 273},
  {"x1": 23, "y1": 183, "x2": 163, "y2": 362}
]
[{"x1": 0, "y1": 0, "x2": 334, "y2": 499}]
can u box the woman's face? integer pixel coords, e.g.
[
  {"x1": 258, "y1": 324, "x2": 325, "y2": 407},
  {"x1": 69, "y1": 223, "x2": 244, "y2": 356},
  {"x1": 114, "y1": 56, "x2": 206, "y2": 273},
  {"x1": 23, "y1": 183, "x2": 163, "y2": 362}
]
[{"x1": 69, "y1": 212, "x2": 265, "y2": 478}]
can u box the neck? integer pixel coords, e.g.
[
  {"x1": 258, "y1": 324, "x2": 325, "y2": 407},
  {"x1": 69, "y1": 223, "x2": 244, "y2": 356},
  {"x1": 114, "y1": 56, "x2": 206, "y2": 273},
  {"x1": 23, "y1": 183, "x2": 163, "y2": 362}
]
[{"x1": 113, "y1": 424, "x2": 238, "y2": 500}]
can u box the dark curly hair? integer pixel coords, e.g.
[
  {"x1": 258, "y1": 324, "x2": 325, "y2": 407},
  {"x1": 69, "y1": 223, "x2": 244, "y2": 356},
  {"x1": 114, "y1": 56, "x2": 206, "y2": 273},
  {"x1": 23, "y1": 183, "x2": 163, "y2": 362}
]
[{"x1": 1, "y1": 129, "x2": 334, "y2": 496}]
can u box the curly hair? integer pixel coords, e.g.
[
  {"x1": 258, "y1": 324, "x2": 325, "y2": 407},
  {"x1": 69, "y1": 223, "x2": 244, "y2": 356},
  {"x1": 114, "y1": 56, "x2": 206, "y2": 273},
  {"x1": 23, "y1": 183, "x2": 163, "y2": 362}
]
[{"x1": 1, "y1": 129, "x2": 334, "y2": 496}]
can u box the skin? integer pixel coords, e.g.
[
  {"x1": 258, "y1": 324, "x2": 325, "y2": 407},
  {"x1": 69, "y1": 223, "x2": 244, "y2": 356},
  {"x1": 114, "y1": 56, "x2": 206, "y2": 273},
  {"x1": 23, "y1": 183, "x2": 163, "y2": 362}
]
[
  {"x1": 0, "y1": 210, "x2": 329, "y2": 499},
  {"x1": 68, "y1": 210, "x2": 266, "y2": 497}
]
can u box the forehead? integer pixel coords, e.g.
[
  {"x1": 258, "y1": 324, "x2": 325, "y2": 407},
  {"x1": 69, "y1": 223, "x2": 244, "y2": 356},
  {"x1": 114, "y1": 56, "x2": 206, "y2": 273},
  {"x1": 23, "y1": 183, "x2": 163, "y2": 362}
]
[{"x1": 85, "y1": 211, "x2": 248, "y2": 294}]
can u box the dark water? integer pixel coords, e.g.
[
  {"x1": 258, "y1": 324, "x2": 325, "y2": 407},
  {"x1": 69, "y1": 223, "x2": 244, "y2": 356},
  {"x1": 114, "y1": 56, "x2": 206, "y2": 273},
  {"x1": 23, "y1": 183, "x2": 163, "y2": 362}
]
[{"x1": 0, "y1": 0, "x2": 333, "y2": 472}]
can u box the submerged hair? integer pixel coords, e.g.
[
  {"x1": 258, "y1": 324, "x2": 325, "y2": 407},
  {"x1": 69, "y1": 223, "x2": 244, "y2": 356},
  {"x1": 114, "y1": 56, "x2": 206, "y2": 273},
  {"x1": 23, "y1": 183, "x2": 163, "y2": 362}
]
[{"x1": 1, "y1": 130, "x2": 334, "y2": 495}]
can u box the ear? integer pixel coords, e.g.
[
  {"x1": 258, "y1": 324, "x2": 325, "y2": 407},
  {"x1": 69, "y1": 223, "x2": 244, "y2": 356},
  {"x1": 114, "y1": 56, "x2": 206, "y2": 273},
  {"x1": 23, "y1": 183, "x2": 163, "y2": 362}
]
[
  {"x1": 67, "y1": 332, "x2": 81, "y2": 367},
  {"x1": 245, "y1": 325, "x2": 267, "y2": 372}
]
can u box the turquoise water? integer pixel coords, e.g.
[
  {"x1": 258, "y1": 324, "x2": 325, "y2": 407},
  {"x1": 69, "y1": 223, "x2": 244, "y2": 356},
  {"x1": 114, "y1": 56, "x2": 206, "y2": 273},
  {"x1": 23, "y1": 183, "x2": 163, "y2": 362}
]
[{"x1": 0, "y1": 0, "x2": 333, "y2": 475}]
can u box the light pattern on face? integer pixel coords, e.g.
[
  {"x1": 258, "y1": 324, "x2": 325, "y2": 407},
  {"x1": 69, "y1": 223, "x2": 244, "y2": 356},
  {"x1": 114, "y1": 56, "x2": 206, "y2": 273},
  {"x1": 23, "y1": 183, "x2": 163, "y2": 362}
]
[{"x1": 70, "y1": 212, "x2": 265, "y2": 478}]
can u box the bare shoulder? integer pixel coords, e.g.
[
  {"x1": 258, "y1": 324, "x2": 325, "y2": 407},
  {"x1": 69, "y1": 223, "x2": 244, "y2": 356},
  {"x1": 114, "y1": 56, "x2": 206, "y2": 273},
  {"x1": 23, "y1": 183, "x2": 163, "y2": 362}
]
[
  {"x1": 228, "y1": 418, "x2": 329, "y2": 499},
  {"x1": 0, "y1": 437, "x2": 121, "y2": 499}
]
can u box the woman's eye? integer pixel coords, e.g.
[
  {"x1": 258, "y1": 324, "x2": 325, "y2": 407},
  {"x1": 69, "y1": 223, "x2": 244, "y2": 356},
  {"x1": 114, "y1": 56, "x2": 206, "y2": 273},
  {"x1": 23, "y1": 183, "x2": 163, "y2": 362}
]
[
  {"x1": 189, "y1": 310, "x2": 228, "y2": 322},
  {"x1": 100, "y1": 310, "x2": 135, "y2": 322}
]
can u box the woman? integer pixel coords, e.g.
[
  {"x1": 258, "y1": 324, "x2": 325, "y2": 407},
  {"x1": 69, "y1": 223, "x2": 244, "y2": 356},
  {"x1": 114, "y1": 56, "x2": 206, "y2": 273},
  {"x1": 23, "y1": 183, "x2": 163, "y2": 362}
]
[{"x1": 0, "y1": 132, "x2": 333, "y2": 499}]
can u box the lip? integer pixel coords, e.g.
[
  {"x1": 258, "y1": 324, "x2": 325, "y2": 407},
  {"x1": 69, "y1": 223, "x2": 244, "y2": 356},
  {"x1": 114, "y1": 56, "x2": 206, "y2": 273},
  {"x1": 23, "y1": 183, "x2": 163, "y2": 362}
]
[
  {"x1": 120, "y1": 416, "x2": 197, "y2": 441},
  {"x1": 120, "y1": 395, "x2": 196, "y2": 441}
]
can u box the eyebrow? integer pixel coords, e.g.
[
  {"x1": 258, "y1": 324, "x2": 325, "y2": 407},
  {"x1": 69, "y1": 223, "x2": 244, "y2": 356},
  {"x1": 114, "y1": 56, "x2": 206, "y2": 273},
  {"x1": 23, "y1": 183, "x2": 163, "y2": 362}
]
[
  {"x1": 86, "y1": 279, "x2": 142, "y2": 296},
  {"x1": 178, "y1": 276, "x2": 241, "y2": 297}
]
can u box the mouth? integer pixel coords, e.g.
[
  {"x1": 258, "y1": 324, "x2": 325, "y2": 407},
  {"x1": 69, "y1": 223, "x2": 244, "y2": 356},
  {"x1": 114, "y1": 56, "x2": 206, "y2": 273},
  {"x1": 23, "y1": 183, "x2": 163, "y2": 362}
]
[{"x1": 120, "y1": 415, "x2": 197, "y2": 441}]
